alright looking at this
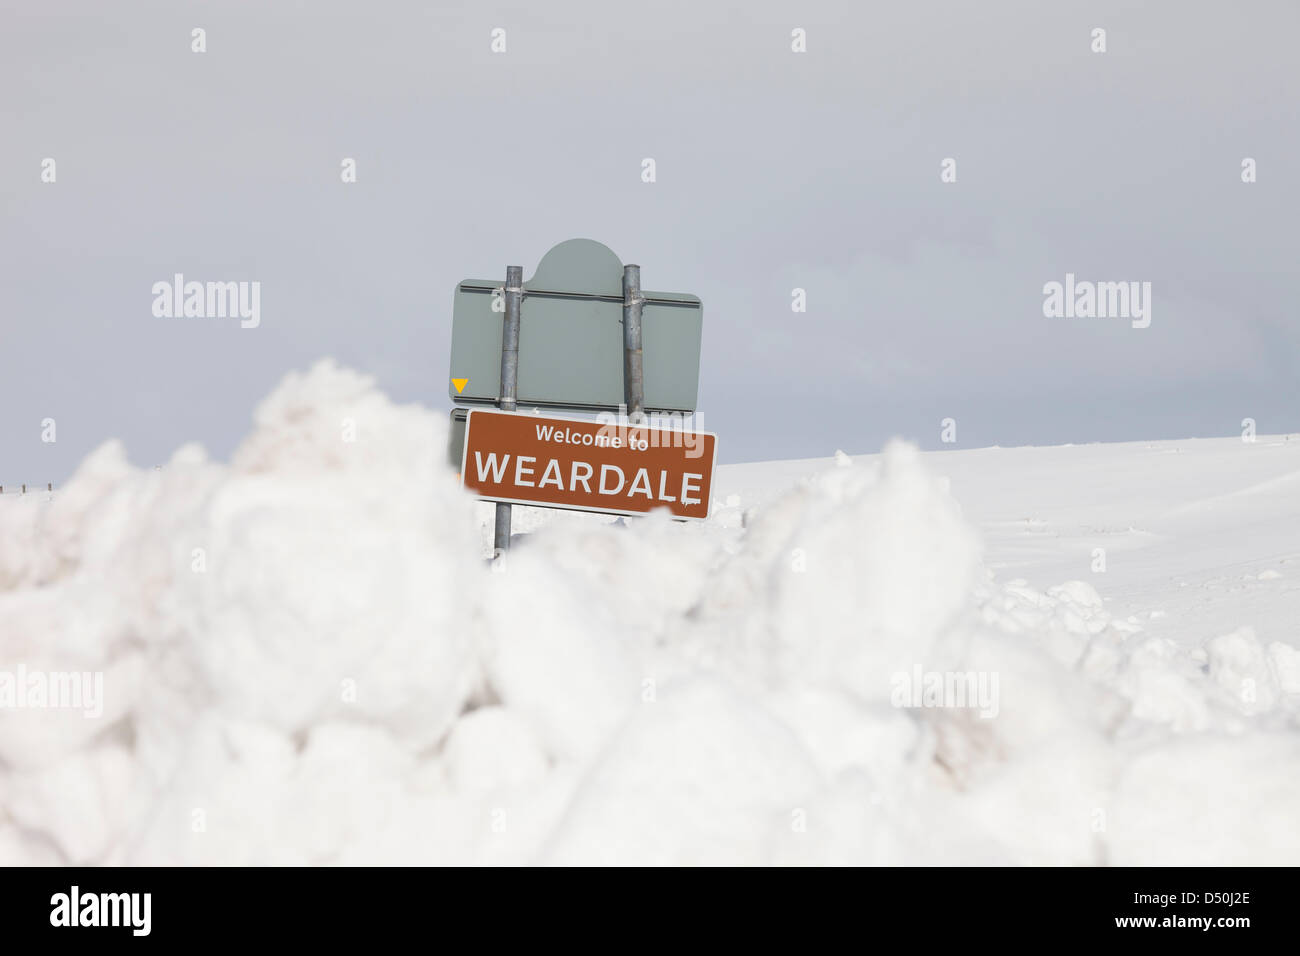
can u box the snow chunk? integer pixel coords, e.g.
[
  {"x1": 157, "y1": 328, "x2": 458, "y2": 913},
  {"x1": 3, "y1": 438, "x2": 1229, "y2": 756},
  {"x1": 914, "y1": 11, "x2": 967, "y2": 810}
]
[{"x1": 1207, "y1": 627, "x2": 1280, "y2": 715}]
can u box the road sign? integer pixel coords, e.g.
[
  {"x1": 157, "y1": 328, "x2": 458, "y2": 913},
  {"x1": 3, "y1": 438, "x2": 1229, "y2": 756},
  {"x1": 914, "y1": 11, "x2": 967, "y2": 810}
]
[
  {"x1": 448, "y1": 239, "x2": 702, "y2": 412},
  {"x1": 461, "y1": 409, "x2": 716, "y2": 521}
]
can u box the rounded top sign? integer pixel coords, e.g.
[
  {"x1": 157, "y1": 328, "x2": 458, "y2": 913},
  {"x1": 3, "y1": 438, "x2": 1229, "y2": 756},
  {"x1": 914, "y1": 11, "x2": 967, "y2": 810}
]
[{"x1": 527, "y1": 238, "x2": 625, "y2": 296}]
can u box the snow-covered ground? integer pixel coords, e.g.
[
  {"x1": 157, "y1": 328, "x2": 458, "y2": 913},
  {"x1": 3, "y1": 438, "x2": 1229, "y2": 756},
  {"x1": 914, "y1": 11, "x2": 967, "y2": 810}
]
[
  {"x1": 1, "y1": 362, "x2": 1297, "y2": 865},
  {"x1": 718, "y1": 437, "x2": 1300, "y2": 655}
]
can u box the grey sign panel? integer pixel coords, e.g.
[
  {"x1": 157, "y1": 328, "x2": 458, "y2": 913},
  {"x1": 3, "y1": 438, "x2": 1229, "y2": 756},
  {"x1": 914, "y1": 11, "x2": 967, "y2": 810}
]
[
  {"x1": 448, "y1": 407, "x2": 468, "y2": 470},
  {"x1": 448, "y1": 239, "x2": 702, "y2": 412}
]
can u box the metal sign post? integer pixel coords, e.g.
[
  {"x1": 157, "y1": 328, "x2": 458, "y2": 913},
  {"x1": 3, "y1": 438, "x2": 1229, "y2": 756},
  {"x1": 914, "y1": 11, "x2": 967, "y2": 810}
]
[
  {"x1": 622, "y1": 264, "x2": 645, "y2": 424},
  {"x1": 493, "y1": 265, "x2": 523, "y2": 556}
]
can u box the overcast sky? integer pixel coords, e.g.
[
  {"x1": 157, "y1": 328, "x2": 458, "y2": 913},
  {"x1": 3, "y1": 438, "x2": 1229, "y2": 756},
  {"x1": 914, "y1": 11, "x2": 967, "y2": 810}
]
[{"x1": 2, "y1": 0, "x2": 1297, "y2": 482}]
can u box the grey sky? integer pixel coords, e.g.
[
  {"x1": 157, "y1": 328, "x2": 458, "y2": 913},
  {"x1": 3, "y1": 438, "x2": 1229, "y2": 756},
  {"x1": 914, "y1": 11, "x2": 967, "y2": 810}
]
[{"x1": 2, "y1": 0, "x2": 1297, "y2": 484}]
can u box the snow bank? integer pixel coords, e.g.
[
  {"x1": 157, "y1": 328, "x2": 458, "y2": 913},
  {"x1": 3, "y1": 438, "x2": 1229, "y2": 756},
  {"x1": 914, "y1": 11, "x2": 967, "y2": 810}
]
[{"x1": 1, "y1": 361, "x2": 1296, "y2": 865}]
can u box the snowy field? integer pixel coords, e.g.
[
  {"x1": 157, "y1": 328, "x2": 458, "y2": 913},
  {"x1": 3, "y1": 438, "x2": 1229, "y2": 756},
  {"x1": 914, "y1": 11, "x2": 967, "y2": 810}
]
[{"x1": 2, "y1": 362, "x2": 1298, "y2": 865}]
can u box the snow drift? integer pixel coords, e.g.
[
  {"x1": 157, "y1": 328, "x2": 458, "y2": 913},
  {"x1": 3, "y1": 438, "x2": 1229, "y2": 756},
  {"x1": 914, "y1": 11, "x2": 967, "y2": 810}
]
[{"x1": 1, "y1": 361, "x2": 1297, "y2": 865}]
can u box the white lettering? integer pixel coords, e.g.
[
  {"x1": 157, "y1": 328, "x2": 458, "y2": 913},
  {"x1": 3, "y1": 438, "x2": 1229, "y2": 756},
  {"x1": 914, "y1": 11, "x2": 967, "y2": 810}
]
[
  {"x1": 571, "y1": 461, "x2": 593, "y2": 493},
  {"x1": 680, "y1": 472, "x2": 703, "y2": 506},
  {"x1": 513, "y1": 455, "x2": 536, "y2": 487},
  {"x1": 538, "y1": 458, "x2": 564, "y2": 490},
  {"x1": 628, "y1": 467, "x2": 653, "y2": 499},
  {"x1": 474, "y1": 452, "x2": 509, "y2": 483},
  {"x1": 599, "y1": 464, "x2": 626, "y2": 495}
]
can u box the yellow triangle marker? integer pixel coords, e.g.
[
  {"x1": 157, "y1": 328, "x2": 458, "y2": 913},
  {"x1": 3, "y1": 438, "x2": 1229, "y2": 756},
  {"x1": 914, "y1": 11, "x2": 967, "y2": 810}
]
[{"x1": 451, "y1": 378, "x2": 468, "y2": 394}]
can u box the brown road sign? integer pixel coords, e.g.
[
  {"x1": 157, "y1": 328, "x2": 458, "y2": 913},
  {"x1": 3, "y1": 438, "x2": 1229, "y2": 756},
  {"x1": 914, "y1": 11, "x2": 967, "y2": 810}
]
[{"x1": 461, "y1": 409, "x2": 717, "y2": 520}]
